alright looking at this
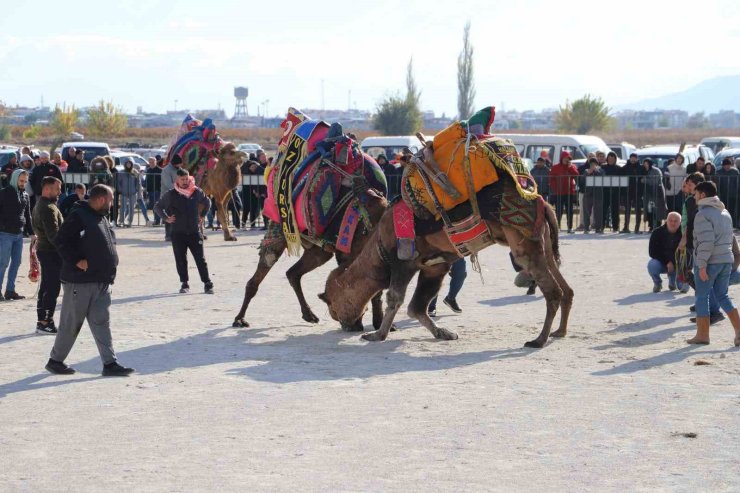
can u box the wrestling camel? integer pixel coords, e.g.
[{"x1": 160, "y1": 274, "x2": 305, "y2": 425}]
[
  {"x1": 201, "y1": 143, "x2": 246, "y2": 241},
  {"x1": 319, "y1": 177, "x2": 574, "y2": 348}
]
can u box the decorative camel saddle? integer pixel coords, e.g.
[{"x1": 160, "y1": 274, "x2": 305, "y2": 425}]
[
  {"x1": 398, "y1": 106, "x2": 545, "y2": 258},
  {"x1": 164, "y1": 114, "x2": 224, "y2": 187},
  {"x1": 263, "y1": 108, "x2": 388, "y2": 255}
]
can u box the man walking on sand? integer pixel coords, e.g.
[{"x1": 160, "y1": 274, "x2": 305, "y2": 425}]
[
  {"x1": 45, "y1": 184, "x2": 135, "y2": 376},
  {"x1": 687, "y1": 181, "x2": 740, "y2": 346}
]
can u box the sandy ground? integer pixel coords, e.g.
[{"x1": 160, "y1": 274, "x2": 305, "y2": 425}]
[{"x1": 1, "y1": 225, "x2": 739, "y2": 492}]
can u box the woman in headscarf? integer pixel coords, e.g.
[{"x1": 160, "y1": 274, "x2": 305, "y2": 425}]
[
  {"x1": 0, "y1": 169, "x2": 34, "y2": 300},
  {"x1": 641, "y1": 158, "x2": 667, "y2": 231}
]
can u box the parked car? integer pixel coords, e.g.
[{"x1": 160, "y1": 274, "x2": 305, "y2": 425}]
[
  {"x1": 635, "y1": 145, "x2": 700, "y2": 171},
  {"x1": 713, "y1": 148, "x2": 740, "y2": 168},
  {"x1": 60, "y1": 141, "x2": 111, "y2": 164},
  {"x1": 111, "y1": 151, "x2": 148, "y2": 172},
  {"x1": 700, "y1": 136, "x2": 740, "y2": 154},
  {"x1": 360, "y1": 136, "x2": 424, "y2": 162},
  {"x1": 237, "y1": 143, "x2": 263, "y2": 155},
  {"x1": 496, "y1": 134, "x2": 613, "y2": 166},
  {"x1": 0, "y1": 146, "x2": 18, "y2": 167},
  {"x1": 608, "y1": 142, "x2": 637, "y2": 160}
]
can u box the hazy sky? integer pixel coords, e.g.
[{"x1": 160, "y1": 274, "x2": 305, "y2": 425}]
[{"x1": 1, "y1": 0, "x2": 738, "y2": 117}]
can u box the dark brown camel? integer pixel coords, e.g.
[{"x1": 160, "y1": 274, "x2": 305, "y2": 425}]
[
  {"x1": 232, "y1": 190, "x2": 389, "y2": 330},
  {"x1": 319, "y1": 178, "x2": 574, "y2": 348}
]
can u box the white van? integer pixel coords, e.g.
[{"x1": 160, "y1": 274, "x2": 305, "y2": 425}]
[
  {"x1": 360, "y1": 136, "x2": 424, "y2": 162},
  {"x1": 700, "y1": 136, "x2": 740, "y2": 154},
  {"x1": 60, "y1": 141, "x2": 111, "y2": 163},
  {"x1": 496, "y1": 134, "x2": 612, "y2": 165}
]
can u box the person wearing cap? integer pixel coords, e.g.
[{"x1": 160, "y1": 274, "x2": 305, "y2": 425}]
[
  {"x1": 115, "y1": 158, "x2": 141, "y2": 227},
  {"x1": 621, "y1": 152, "x2": 644, "y2": 233},
  {"x1": 29, "y1": 151, "x2": 64, "y2": 211},
  {"x1": 665, "y1": 153, "x2": 687, "y2": 214},
  {"x1": 530, "y1": 157, "x2": 550, "y2": 202},
  {"x1": 715, "y1": 157, "x2": 740, "y2": 227},
  {"x1": 548, "y1": 151, "x2": 579, "y2": 233}
]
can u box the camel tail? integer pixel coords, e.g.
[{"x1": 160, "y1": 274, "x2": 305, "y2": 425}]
[{"x1": 543, "y1": 201, "x2": 561, "y2": 265}]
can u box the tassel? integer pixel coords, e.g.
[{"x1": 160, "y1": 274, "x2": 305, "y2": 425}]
[{"x1": 471, "y1": 253, "x2": 484, "y2": 285}]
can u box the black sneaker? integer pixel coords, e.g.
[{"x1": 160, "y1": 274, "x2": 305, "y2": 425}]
[
  {"x1": 45, "y1": 358, "x2": 75, "y2": 375},
  {"x1": 179, "y1": 283, "x2": 190, "y2": 294},
  {"x1": 689, "y1": 305, "x2": 696, "y2": 312},
  {"x1": 526, "y1": 283, "x2": 537, "y2": 296},
  {"x1": 102, "y1": 362, "x2": 135, "y2": 377},
  {"x1": 443, "y1": 297, "x2": 462, "y2": 313},
  {"x1": 204, "y1": 282, "x2": 214, "y2": 294},
  {"x1": 36, "y1": 322, "x2": 57, "y2": 335}
]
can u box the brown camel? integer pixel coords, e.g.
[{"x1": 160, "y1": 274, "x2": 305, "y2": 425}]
[
  {"x1": 319, "y1": 178, "x2": 574, "y2": 348},
  {"x1": 200, "y1": 143, "x2": 246, "y2": 241},
  {"x1": 232, "y1": 190, "x2": 389, "y2": 330}
]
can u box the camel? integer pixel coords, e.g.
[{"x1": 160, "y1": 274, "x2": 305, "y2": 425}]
[
  {"x1": 200, "y1": 143, "x2": 246, "y2": 241},
  {"x1": 319, "y1": 177, "x2": 574, "y2": 348}
]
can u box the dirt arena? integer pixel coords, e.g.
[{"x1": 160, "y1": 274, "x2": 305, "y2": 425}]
[{"x1": 1, "y1": 227, "x2": 739, "y2": 491}]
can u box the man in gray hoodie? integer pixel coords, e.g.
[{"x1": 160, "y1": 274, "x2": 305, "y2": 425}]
[{"x1": 689, "y1": 180, "x2": 740, "y2": 346}]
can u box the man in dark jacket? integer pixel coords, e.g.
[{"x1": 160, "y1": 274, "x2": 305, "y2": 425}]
[
  {"x1": 621, "y1": 153, "x2": 644, "y2": 233},
  {"x1": 59, "y1": 183, "x2": 87, "y2": 218},
  {"x1": 715, "y1": 157, "x2": 740, "y2": 227},
  {"x1": 0, "y1": 169, "x2": 34, "y2": 300},
  {"x1": 154, "y1": 169, "x2": 214, "y2": 294},
  {"x1": 601, "y1": 151, "x2": 621, "y2": 232},
  {"x1": 240, "y1": 159, "x2": 266, "y2": 228},
  {"x1": 32, "y1": 176, "x2": 64, "y2": 334},
  {"x1": 648, "y1": 212, "x2": 684, "y2": 292},
  {"x1": 46, "y1": 184, "x2": 134, "y2": 376},
  {"x1": 1, "y1": 153, "x2": 18, "y2": 188},
  {"x1": 145, "y1": 157, "x2": 162, "y2": 225},
  {"x1": 29, "y1": 151, "x2": 64, "y2": 210},
  {"x1": 65, "y1": 147, "x2": 87, "y2": 173},
  {"x1": 530, "y1": 157, "x2": 550, "y2": 201}
]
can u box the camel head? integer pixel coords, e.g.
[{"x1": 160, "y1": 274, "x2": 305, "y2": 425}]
[{"x1": 217, "y1": 142, "x2": 248, "y2": 167}]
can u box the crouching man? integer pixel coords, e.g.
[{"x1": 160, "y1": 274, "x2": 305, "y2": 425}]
[
  {"x1": 45, "y1": 185, "x2": 135, "y2": 376},
  {"x1": 648, "y1": 212, "x2": 686, "y2": 293}
]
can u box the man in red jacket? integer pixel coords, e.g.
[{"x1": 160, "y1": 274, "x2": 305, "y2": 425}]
[{"x1": 548, "y1": 151, "x2": 579, "y2": 233}]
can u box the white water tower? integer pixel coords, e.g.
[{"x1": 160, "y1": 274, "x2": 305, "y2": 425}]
[{"x1": 233, "y1": 87, "x2": 249, "y2": 120}]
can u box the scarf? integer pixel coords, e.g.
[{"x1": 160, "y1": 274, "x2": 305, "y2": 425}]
[{"x1": 174, "y1": 176, "x2": 197, "y2": 198}]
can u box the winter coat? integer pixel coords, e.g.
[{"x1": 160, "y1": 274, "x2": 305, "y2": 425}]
[
  {"x1": 693, "y1": 196, "x2": 734, "y2": 268},
  {"x1": 649, "y1": 224, "x2": 682, "y2": 265},
  {"x1": 55, "y1": 201, "x2": 118, "y2": 284},
  {"x1": 0, "y1": 184, "x2": 33, "y2": 236},
  {"x1": 116, "y1": 170, "x2": 141, "y2": 196},
  {"x1": 32, "y1": 196, "x2": 63, "y2": 252},
  {"x1": 145, "y1": 166, "x2": 162, "y2": 193},
  {"x1": 548, "y1": 162, "x2": 579, "y2": 196},
  {"x1": 665, "y1": 163, "x2": 687, "y2": 197},
  {"x1": 29, "y1": 163, "x2": 64, "y2": 197},
  {"x1": 580, "y1": 165, "x2": 604, "y2": 197},
  {"x1": 715, "y1": 167, "x2": 740, "y2": 203},
  {"x1": 154, "y1": 188, "x2": 211, "y2": 235},
  {"x1": 621, "y1": 160, "x2": 644, "y2": 198},
  {"x1": 530, "y1": 165, "x2": 550, "y2": 196},
  {"x1": 642, "y1": 166, "x2": 667, "y2": 220},
  {"x1": 66, "y1": 156, "x2": 87, "y2": 173}
]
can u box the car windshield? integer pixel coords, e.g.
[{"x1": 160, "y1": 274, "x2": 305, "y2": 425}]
[
  {"x1": 75, "y1": 147, "x2": 109, "y2": 163},
  {"x1": 579, "y1": 144, "x2": 609, "y2": 156}
]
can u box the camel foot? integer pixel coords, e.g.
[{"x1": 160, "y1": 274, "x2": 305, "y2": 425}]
[
  {"x1": 302, "y1": 310, "x2": 320, "y2": 324},
  {"x1": 232, "y1": 318, "x2": 250, "y2": 328},
  {"x1": 550, "y1": 328, "x2": 567, "y2": 338},
  {"x1": 224, "y1": 237, "x2": 238, "y2": 242},
  {"x1": 686, "y1": 337, "x2": 710, "y2": 345},
  {"x1": 361, "y1": 330, "x2": 388, "y2": 342},
  {"x1": 524, "y1": 338, "x2": 546, "y2": 349},
  {"x1": 434, "y1": 328, "x2": 458, "y2": 340}
]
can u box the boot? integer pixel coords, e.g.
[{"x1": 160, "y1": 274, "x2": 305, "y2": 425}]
[
  {"x1": 687, "y1": 316, "x2": 710, "y2": 345},
  {"x1": 726, "y1": 308, "x2": 740, "y2": 347}
]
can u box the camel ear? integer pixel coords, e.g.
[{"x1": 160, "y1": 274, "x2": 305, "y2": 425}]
[{"x1": 366, "y1": 188, "x2": 381, "y2": 199}]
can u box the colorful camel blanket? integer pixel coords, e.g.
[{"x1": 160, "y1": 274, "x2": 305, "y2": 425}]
[
  {"x1": 263, "y1": 108, "x2": 387, "y2": 255},
  {"x1": 164, "y1": 115, "x2": 224, "y2": 186}
]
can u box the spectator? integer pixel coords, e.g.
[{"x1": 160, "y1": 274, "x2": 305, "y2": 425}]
[
  {"x1": 65, "y1": 147, "x2": 84, "y2": 173},
  {"x1": 59, "y1": 183, "x2": 87, "y2": 218},
  {"x1": 377, "y1": 154, "x2": 402, "y2": 200},
  {"x1": 240, "y1": 159, "x2": 266, "y2": 229},
  {"x1": 530, "y1": 157, "x2": 550, "y2": 200},
  {"x1": 0, "y1": 169, "x2": 35, "y2": 300},
  {"x1": 688, "y1": 180, "x2": 740, "y2": 346},
  {"x1": 155, "y1": 154, "x2": 164, "y2": 168},
  {"x1": 29, "y1": 151, "x2": 64, "y2": 210},
  {"x1": 665, "y1": 154, "x2": 687, "y2": 213},
  {"x1": 686, "y1": 156, "x2": 708, "y2": 175},
  {"x1": 428, "y1": 258, "x2": 467, "y2": 316},
  {"x1": 715, "y1": 157, "x2": 740, "y2": 226},
  {"x1": 154, "y1": 169, "x2": 214, "y2": 294},
  {"x1": 52, "y1": 152, "x2": 67, "y2": 172},
  {"x1": 116, "y1": 158, "x2": 141, "y2": 227},
  {"x1": 621, "y1": 152, "x2": 644, "y2": 233},
  {"x1": 581, "y1": 157, "x2": 605, "y2": 234},
  {"x1": 641, "y1": 158, "x2": 667, "y2": 231},
  {"x1": 145, "y1": 157, "x2": 162, "y2": 226},
  {"x1": 648, "y1": 211, "x2": 685, "y2": 292},
  {"x1": 595, "y1": 151, "x2": 606, "y2": 166},
  {"x1": 1, "y1": 153, "x2": 18, "y2": 188},
  {"x1": 601, "y1": 151, "x2": 621, "y2": 232},
  {"x1": 19, "y1": 154, "x2": 33, "y2": 171},
  {"x1": 538, "y1": 149, "x2": 552, "y2": 167},
  {"x1": 161, "y1": 154, "x2": 183, "y2": 241},
  {"x1": 548, "y1": 151, "x2": 579, "y2": 233},
  {"x1": 88, "y1": 156, "x2": 114, "y2": 188},
  {"x1": 32, "y1": 176, "x2": 64, "y2": 334},
  {"x1": 46, "y1": 184, "x2": 135, "y2": 376}
]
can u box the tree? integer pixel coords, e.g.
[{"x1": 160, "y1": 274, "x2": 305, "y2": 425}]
[
  {"x1": 373, "y1": 95, "x2": 422, "y2": 135},
  {"x1": 555, "y1": 95, "x2": 613, "y2": 134},
  {"x1": 457, "y1": 21, "x2": 475, "y2": 120},
  {"x1": 86, "y1": 100, "x2": 128, "y2": 137},
  {"x1": 405, "y1": 57, "x2": 421, "y2": 109},
  {"x1": 51, "y1": 104, "x2": 79, "y2": 137},
  {"x1": 687, "y1": 112, "x2": 709, "y2": 129},
  {"x1": 22, "y1": 124, "x2": 41, "y2": 140}
]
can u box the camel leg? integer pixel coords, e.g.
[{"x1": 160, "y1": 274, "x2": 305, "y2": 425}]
[
  {"x1": 548, "y1": 257, "x2": 574, "y2": 339},
  {"x1": 369, "y1": 291, "x2": 398, "y2": 332},
  {"x1": 217, "y1": 193, "x2": 236, "y2": 241},
  {"x1": 286, "y1": 247, "x2": 333, "y2": 324},
  {"x1": 362, "y1": 266, "x2": 417, "y2": 342},
  {"x1": 515, "y1": 249, "x2": 561, "y2": 348},
  {"x1": 232, "y1": 238, "x2": 286, "y2": 327},
  {"x1": 407, "y1": 265, "x2": 458, "y2": 340}
]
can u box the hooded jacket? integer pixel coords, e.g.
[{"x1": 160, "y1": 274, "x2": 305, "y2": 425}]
[
  {"x1": 116, "y1": 167, "x2": 142, "y2": 196},
  {"x1": 0, "y1": 169, "x2": 33, "y2": 236},
  {"x1": 29, "y1": 161, "x2": 64, "y2": 197},
  {"x1": 548, "y1": 152, "x2": 579, "y2": 196},
  {"x1": 693, "y1": 196, "x2": 734, "y2": 269}
]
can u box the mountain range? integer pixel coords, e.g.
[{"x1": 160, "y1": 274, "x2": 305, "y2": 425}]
[{"x1": 616, "y1": 75, "x2": 740, "y2": 114}]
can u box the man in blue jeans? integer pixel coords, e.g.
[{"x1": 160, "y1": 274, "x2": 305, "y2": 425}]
[
  {"x1": 688, "y1": 181, "x2": 740, "y2": 346},
  {"x1": 428, "y1": 258, "x2": 467, "y2": 316},
  {"x1": 0, "y1": 169, "x2": 35, "y2": 300},
  {"x1": 647, "y1": 212, "x2": 686, "y2": 292}
]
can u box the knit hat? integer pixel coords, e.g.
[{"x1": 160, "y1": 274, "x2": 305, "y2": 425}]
[
  {"x1": 39, "y1": 151, "x2": 50, "y2": 159},
  {"x1": 19, "y1": 154, "x2": 32, "y2": 163}
]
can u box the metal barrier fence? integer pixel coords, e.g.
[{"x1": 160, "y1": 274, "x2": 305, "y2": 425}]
[{"x1": 57, "y1": 172, "x2": 740, "y2": 234}]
